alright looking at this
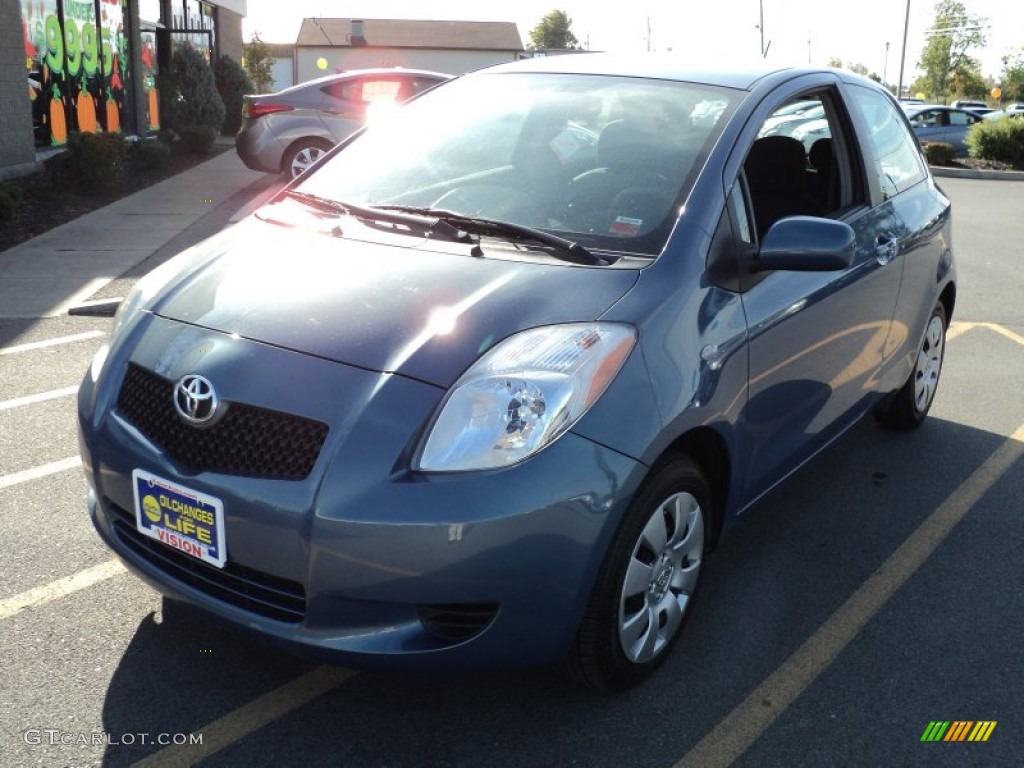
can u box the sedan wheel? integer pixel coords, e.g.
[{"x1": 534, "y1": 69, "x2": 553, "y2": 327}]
[
  {"x1": 564, "y1": 456, "x2": 710, "y2": 691},
  {"x1": 875, "y1": 302, "x2": 947, "y2": 429},
  {"x1": 285, "y1": 139, "x2": 333, "y2": 179}
]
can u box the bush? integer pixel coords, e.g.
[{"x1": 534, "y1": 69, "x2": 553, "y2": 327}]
[
  {"x1": 132, "y1": 137, "x2": 172, "y2": 169},
  {"x1": 967, "y1": 116, "x2": 1024, "y2": 163},
  {"x1": 65, "y1": 131, "x2": 128, "y2": 189},
  {"x1": 177, "y1": 125, "x2": 218, "y2": 154},
  {"x1": 213, "y1": 55, "x2": 253, "y2": 136},
  {"x1": 921, "y1": 141, "x2": 956, "y2": 165},
  {"x1": 162, "y1": 45, "x2": 226, "y2": 153},
  {"x1": 0, "y1": 182, "x2": 23, "y2": 221}
]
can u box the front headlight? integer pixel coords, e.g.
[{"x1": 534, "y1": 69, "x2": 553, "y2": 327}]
[{"x1": 416, "y1": 323, "x2": 636, "y2": 472}]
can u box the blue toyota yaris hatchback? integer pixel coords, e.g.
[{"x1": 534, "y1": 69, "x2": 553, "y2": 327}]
[{"x1": 79, "y1": 54, "x2": 954, "y2": 690}]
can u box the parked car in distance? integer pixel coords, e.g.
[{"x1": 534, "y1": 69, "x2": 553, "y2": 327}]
[
  {"x1": 983, "y1": 107, "x2": 1024, "y2": 122},
  {"x1": 81, "y1": 55, "x2": 955, "y2": 692},
  {"x1": 236, "y1": 68, "x2": 452, "y2": 179},
  {"x1": 949, "y1": 99, "x2": 992, "y2": 114},
  {"x1": 758, "y1": 102, "x2": 825, "y2": 138},
  {"x1": 904, "y1": 105, "x2": 983, "y2": 155}
]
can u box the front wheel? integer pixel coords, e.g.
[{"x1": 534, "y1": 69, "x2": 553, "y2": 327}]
[
  {"x1": 563, "y1": 456, "x2": 710, "y2": 691},
  {"x1": 875, "y1": 301, "x2": 947, "y2": 429}
]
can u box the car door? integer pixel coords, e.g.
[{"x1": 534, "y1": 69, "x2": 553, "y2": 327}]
[
  {"x1": 733, "y1": 86, "x2": 905, "y2": 504},
  {"x1": 909, "y1": 108, "x2": 946, "y2": 144},
  {"x1": 845, "y1": 86, "x2": 952, "y2": 397},
  {"x1": 945, "y1": 109, "x2": 980, "y2": 153}
]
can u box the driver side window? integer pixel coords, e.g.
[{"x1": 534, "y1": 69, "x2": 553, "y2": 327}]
[{"x1": 744, "y1": 92, "x2": 847, "y2": 240}]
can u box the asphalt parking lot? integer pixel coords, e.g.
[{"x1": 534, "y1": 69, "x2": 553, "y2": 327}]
[{"x1": 0, "y1": 176, "x2": 1021, "y2": 767}]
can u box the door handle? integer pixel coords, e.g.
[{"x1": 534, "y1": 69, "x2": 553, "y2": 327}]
[{"x1": 875, "y1": 236, "x2": 899, "y2": 265}]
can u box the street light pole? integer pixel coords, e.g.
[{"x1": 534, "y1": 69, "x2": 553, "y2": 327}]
[
  {"x1": 897, "y1": 0, "x2": 911, "y2": 99},
  {"x1": 883, "y1": 41, "x2": 890, "y2": 90}
]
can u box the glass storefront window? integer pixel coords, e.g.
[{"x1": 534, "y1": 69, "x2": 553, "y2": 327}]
[
  {"x1": 20, "y1": 0, "x2": 134, "y2": 146},
  {"x1": 138, "y1": 0, "x2": 161, "y2": 24}
]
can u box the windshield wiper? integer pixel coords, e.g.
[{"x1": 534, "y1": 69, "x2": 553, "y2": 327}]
[
  {"x1": 376, "y1": 205, "x2": 603, "y2": 265},
  {"x1": 284, "y1": 191, "x2": 472, "y2": 244}
]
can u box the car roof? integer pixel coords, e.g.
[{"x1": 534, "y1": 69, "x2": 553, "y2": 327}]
[{"x1": 475, "y1": 52, "x2": 842, "y2": 91}]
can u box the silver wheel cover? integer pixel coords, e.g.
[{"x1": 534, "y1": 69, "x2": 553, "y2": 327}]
[
  {"x1": 618, "y1": 491, "x2": 704, "y2": 664},
  {"x1": 290, "y1": 145, "x2": 327, "y2": 178},
  {"x1": 914, "y1": 314, "x2": 945, "y2": 413}
]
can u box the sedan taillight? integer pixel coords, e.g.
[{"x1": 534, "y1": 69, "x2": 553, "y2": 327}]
[{"x1": 243, "y1": 102, "x2": 294, "y2": 119}]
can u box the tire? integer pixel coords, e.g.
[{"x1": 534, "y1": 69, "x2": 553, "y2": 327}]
[
  {"x1": 875, "y1": 302, "x2": 947, "y2": 429},
  {"x1": 283, "y1": 138, "x2": 334, "y2": 179},
  {"x1": 563, "y1": 456, "x2": 711, "y2": 691}
]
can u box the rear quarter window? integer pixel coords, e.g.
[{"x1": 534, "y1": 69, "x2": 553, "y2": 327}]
[{"x1": 850, "y1": 87, "x2": 927, "y2": 199}]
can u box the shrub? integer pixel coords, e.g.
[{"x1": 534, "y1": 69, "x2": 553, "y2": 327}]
[
  {"x1": 927, "y1": 143, "x2": 950, "y2": 164},
  {"x1": 213, "y1": 54, "x2": 254, "y2": 136},
  {"x1": 921, "y1": 141, "x2": 955, "y2": 166},
  {"x1": 177, "y1": 125, "x2": 218, "y2": 154},
  {"x1": 966, "y1": 116, "x2": 1024, "y2": 163},
  {"x1": 0, "y1": 182, "x2": 23, "y2": 221},
  {"x1": 132, "y1": 137, "x2": 172, "y2": 169},
  {"x1": 162, "y1": 45, "x2": 226, "y2": 153},
  {"x1": 65, "y1": 131, "x2": 128, "y2": 189}
]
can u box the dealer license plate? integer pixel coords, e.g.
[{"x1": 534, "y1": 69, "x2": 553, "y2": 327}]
[{"x1": 132, "y1": 469, "x2": 226, "y2": 568}]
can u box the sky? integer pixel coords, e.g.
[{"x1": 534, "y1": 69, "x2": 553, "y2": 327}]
[{"x1": 242, "y1": 0, "x2": 1024, "y2": 85}]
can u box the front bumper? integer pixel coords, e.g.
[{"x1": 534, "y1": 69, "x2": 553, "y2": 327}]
[{"x1": 79, "y1": 316, "x2": 646, "y2": 670}]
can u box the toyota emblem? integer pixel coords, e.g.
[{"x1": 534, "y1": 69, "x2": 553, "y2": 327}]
[{"x1": 173, "y1": 374, "x2": 218, "y2": 425}]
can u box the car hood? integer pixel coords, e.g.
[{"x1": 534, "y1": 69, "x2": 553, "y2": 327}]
[{"x1": 152, "y1": 214, "x2": 640, "y2": 387}]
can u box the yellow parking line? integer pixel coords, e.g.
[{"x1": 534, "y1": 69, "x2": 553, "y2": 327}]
[
  {"x1": 675, "y1": 421, "x2": 1024, "y2": 768},
  {"x1": 132, "y1": 665, "x2": 357, "y2": 767},
  {"x1": 945, "y1": 321, "x2": 978, "y2": 342},
  {"x1": 0, "y1": 560, "x2": 125, "y2": 621},
  {"x1": 982, "y1": 322, "x2": 1024, "y2": 346},
  {"x1": 946, "y1": 320, "x2": 1024, "y2": 345}
]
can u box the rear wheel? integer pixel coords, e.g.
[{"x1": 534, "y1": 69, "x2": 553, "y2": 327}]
[
  {"x1": 875, "y1": 302, "x2": 947, "y2": 429},
  {"x1": 284, "y1": 138, "x2": 333, "y2": 179},
  {"x1": 564, "y1": 456, "x2": 710, "y2": 691}
]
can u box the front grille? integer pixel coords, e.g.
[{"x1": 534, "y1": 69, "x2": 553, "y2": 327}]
[
  {"x1": 117, "y1": 363, "x2": 328, "y2": 480},
  {"x1": 108, "y1": 500, "x2": 306, "y2": 623},
  {"x1": 419, "y1": 602, "x2": 499, "y2": 641}
]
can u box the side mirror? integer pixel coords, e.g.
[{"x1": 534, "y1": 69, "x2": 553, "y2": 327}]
[{"x1": 754, "y1": 216, "x2": 856, "y2": 272}]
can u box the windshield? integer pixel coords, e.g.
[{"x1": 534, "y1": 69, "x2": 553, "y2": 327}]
[{"x1": 296, "y1": 72, "x2": 738, "y2": 257}]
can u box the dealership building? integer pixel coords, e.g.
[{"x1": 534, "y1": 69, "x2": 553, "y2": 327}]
[{"x1": 1, "y1": 0, "x2": 246, "y2": 180}]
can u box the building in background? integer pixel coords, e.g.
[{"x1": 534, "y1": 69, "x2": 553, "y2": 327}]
[
  {"x1": 293, "y1": 18, "x2": 523, "y2": 84},
  {"x1": 1, "y1": 0, "x2": 246, "y2": 180}
]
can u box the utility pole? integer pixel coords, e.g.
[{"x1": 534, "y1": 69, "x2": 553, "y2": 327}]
[
  {"x1": 897, "y1": 0, "x2": 911, "y2": 99},
  {"x1": 760, "y1": 1, "x2": 764, "y2": 57},
  {"x1": 883, "y1": 41, "x2": 890, "y2": 90}
]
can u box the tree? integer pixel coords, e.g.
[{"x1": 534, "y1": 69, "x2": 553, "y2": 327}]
[
  {"x1": 242, "y1": 34, "x2": 274, "y2": 94},
  {"x1": 917, "y1": 0, "x2": 987, "y2": 101},
  {"x1": 214, "y1": 55, "x2": 254, "y2": 135},
  {"x1": 827, "y1": 59, "x2": 881, "y2": 83},
  {"x1": 1000, "y1": 50, "x2": 1024, "y2": 102},
  {"x1": 163, "y1": 45, "x2": 226, "y2": 152},
  {"x1": 529, "y1": 10, "x2": 579, "y2": 51}
]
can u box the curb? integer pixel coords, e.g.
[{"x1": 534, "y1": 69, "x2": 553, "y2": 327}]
[{"x1": 930, "y1": 165, "x2": 1024, "y2": 181}]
